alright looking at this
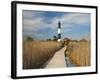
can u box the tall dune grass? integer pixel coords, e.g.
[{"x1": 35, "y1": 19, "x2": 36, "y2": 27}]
[
  {"x1": 67, "y1": 41, "x2": 91, "y2": 66},
  {"x1": 23, "y1": 41, "x2": 63, "y2": 69}
]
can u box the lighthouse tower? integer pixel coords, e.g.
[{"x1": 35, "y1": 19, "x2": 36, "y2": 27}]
[{"x1": 57, "y1": 21, "x2": 61, "y2": 42}]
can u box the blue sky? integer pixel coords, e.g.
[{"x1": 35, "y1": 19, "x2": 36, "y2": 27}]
[{"x1": 22, "y1": 10, "x2": 91, "y2": 40}]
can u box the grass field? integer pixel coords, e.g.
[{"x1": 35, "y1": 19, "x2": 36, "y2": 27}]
[
  {"x1": 68, "y1": 42, "x2": 91, "y2": 66},
  {"x1": 66, "y1": 41, "x2": 91, "y2": 66},
  {"x1": 23, "y1": 41, "x2": 64, "y2": 69}
]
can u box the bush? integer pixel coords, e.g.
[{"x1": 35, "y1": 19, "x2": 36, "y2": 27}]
[{"x1": 26, "y1": 36, "x2": 33, "y2": 41}]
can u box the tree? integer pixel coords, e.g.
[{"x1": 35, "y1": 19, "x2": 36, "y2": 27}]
[
  {"x1": 26, "y1": 36, "x2": 33, "y2": 41},
  {"x1": 63, "y1": 38, "x2": 70, "y2": 46},
  {"x1": 47, "y1": 38, "x2": 52, "y2": 41},
  {"x1": 53, "y1": 35, "x2": 58, "y2": 41}
]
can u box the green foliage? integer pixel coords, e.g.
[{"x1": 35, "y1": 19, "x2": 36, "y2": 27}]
[
  {"x1": 53, "y1": 35, "x2": 58, "y2": 41},
  {"x1": 47, "y1": 38, "x2": 52, "y2": 41},
  {"x1": 26, "y1": 36, "x2": 33, "y2": 41}
]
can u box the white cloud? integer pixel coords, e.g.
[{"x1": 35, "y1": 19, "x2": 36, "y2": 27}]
[
  {"x1": 66, "y1": 13, "x2": 90, "y2": 24},
  {"x1": 52, "y1": 13, "x2": 90, "y2": 27},
  {"x1": 23, "y1": 10, "x2": 45, "y2": 19},
  {"x1": 23, "y1": 10, "x2": 90, "y2": 30},
  {"x1": 23, "y1": 18, "x2": 42, "y2": 28}
]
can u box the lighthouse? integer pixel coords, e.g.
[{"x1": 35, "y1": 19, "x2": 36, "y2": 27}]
[{"x1": 57, "y1": 21, "x2": 61, "y2": 42}]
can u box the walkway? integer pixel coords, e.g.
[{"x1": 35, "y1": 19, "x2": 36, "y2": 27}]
[{"x1": 45, "y1": 47, "x2": 66, "y2": 68}]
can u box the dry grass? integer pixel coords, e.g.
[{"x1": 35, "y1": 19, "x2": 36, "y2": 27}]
[
  {"x1": 23, "y1": 41, "x2": 63, "y2": 69},
  {"x1": 67, "y1": 41, "x2": 91, "y2": 66}
]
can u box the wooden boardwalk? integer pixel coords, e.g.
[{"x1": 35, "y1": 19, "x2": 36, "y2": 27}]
[{"x1": 45, "y1": 47, "x2": 66, "y2": 68}]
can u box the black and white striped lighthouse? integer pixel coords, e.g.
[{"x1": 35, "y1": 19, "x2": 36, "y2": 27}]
[{"x1": 57, "y1": 21, "x2": 61, "y2": 42}]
